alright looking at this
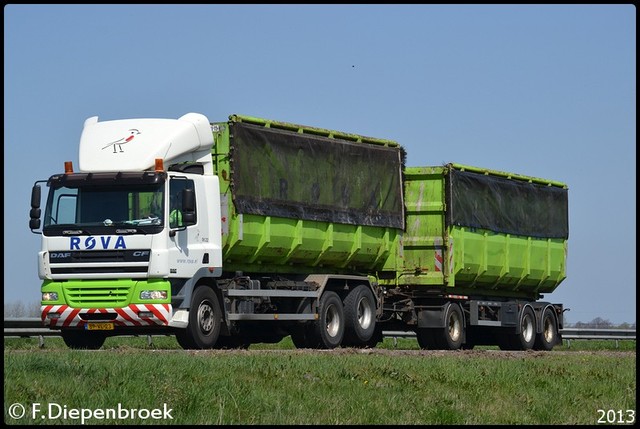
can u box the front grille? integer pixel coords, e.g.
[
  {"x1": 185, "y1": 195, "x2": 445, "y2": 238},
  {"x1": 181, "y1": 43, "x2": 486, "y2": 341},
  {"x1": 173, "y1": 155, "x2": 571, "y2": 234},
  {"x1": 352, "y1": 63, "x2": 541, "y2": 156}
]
[{"x1": 65, "y1": 285, "x2": 131, "y2": 306}]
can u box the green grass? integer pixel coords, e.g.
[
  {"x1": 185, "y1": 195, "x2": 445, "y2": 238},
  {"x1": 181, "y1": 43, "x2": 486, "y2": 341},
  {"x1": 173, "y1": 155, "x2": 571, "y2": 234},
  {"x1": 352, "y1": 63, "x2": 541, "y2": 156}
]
[{"x1": 4, "y1": 336, "x2": 636, "y2": 425}]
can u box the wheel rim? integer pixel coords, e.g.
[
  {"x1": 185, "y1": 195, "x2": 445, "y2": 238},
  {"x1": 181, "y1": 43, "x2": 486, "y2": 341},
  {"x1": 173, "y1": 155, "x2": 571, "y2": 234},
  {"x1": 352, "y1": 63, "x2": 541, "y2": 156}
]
[
  {"x1": 326, "y1": 303, "x2": 341, "y2": 338},
  {"x1": 448, "y1": 310, "x2": 462, "y2": 342},
  {"x1": 543, "y1": 315, "x2": 555, "y2": 343},
  {"x1": 198, "y1": 300, "x2": 214, "y2": 334},
  {"x1": 357, "y1": 297, "x2": 374, "y2": 330},
  {"x1": 522, "y1": 312, "x2": 535, "y2": 343}
]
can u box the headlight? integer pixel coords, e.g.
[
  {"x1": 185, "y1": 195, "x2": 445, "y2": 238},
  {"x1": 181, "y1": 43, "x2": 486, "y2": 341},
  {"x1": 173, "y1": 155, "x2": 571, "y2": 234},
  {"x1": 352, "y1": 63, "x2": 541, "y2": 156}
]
[
  {"x1": 42, "y1": 292, "x2": 58, "y2": 301},
  {"x1": 140, "y1": 290, "x2": 168, "y2": 300}
]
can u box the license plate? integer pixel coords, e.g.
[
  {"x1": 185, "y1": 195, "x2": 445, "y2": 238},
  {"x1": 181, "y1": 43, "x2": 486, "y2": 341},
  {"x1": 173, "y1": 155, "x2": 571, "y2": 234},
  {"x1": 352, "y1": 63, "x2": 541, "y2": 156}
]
[{"x1": 85, "y1": 322, "x2": 114, "y2": 331}]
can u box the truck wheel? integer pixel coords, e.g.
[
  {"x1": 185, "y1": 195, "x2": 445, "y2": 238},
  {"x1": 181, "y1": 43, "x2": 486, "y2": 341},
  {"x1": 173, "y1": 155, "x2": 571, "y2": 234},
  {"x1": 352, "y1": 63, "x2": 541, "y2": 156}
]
[
  {"x1": 290, "y1": 324, "x2": 313, "y2": 349},
  {"x1": 439, "y1": 304, "x2": 464, "y2": 350},
  {"x1": 61, "y1": 330, "x2": 106, "y2": 350},
  {"x1": 178, "y1": 286, "x2": 222, "y2": 349},
  {"x1": 342, "y1": 285, "x2": 376, "y2": 347},
  {"x1": 533, "y1": 308, "x2": 558, "y2": 351},
  {"x1": 510, "y1": 306, "x2": 536, "y2": 350},
  {"x1": 416, "y1": 328, "x2": 439, "y2": 349},
  {"x1": 309, "y1": 291, "x2": 344, "y2": 349},
  {"x1": 175, "y1": 329, "x2": 197, "y2": 349},
  {"x1": 364, "y1": 326, "x2": 383, "y2": 348}
]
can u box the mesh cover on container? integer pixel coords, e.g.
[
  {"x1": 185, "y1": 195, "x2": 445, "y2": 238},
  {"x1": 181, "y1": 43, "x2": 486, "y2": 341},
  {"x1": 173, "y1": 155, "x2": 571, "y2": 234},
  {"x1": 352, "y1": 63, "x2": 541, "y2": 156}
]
[{"x1": 230, "y1": 122, "x2": 405, "y2": 229}]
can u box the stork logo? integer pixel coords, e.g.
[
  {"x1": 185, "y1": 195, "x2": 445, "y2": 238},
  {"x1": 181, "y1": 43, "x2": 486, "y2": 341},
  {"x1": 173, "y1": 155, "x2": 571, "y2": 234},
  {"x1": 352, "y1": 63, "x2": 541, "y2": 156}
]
[{"x1": 101, "y1": 129, "x2": 141, "y2": 153}]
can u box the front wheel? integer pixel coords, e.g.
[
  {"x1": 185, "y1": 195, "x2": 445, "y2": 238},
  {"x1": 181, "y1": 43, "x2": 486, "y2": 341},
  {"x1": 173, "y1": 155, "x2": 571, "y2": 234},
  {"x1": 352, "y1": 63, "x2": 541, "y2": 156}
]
[{"x1": 176, "y1": 286, "x2": 222, "y2": 349}]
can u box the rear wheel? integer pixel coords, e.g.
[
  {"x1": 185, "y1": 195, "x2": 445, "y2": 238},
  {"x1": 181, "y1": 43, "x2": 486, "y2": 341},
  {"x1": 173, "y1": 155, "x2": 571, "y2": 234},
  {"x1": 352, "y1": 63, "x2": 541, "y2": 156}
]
[
  {"x1": 342, "y1": 285, "x2": 376, "y2": 347},
  {"x1": 533, "y1": 308, "x2": 558, "y2": 351},
  {"x1": 290, "y1": 324, "x2": 313, "y2": 349},
  {"x1": 61, "y1": 330, "x2": 106, "y2": 350},
  {"x1": 514, "y1": 306, "x2": 536, "y2": 350},
  {"x1": 307, "y1": 291, "x2": 344, "y2": 349},
  {"x1": 416, "y1": 328, "x2": 439, "y2": 349},
  {"x1": 500, "y1": 306, "x2": 536, "y2": 350},
  {"x1": 416, "y1": 304, "x2": 464, "y2": 350},
  {"x1": 439, "y1": 304, "x2": 464, "y2": 350}
]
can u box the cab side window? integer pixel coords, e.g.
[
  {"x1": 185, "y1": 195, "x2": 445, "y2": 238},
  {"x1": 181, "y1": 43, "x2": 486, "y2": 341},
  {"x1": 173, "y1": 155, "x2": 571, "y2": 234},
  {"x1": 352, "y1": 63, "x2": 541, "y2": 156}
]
[{"x1": 169, "y1": 179, "x2": 195, "y2": 228}]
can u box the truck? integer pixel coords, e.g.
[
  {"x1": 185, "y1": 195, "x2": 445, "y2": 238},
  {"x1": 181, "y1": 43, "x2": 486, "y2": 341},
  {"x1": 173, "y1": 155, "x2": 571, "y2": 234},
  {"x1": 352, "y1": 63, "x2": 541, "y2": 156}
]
[{"x1": 29, "y1": 112, "x2": 569, "y2": 351}]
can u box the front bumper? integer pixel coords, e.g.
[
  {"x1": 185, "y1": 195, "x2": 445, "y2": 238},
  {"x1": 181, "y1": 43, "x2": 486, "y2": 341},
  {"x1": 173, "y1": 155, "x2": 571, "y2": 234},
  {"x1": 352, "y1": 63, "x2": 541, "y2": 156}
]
[{"x1": 40, "y1": 304, "x2": 172, "y2": 328}]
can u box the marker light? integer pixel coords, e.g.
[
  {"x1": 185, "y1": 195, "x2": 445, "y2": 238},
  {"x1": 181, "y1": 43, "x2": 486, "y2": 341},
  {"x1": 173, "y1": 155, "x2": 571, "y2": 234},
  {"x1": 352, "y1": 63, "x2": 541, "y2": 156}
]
[
  {"x1": 155, "y1": 158, "x2": 164, "y2": 172},
  {"x1": 64, "y1": 161, "x2": 74, "y2": 174}
]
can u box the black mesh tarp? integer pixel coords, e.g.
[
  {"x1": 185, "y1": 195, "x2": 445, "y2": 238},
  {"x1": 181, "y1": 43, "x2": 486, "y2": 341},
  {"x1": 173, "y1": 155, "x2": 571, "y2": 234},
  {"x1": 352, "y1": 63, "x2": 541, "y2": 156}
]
[
  {"x1": 446, "y1": 167, "x2": 569, "y2": 238},
  {"x1": 230, "y1": 122, "x2": 405, "y2": 229}
]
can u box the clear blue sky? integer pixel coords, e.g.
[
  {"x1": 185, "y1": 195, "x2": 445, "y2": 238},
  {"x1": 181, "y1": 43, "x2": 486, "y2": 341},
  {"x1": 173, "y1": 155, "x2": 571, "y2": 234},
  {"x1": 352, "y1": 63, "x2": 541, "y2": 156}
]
[{"x1": 4, "y1": 5, "x2": 636, "y2": 324}]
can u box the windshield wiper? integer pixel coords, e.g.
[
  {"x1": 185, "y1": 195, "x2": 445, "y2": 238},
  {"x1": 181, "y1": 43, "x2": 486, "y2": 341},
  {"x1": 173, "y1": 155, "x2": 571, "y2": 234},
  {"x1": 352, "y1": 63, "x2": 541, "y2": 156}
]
[
  {"x1": 124, "y1": 216, "x2": 161, "y2": 226},
  {"x1": 115, "y1": 228, "x2": 139, "y2": 235},
  {"x1": 114, "y1": 225, "x2": 158, "y2": 235},
  {"x1": 60, "y1": 225, "x2": 92, "y2": 235}
]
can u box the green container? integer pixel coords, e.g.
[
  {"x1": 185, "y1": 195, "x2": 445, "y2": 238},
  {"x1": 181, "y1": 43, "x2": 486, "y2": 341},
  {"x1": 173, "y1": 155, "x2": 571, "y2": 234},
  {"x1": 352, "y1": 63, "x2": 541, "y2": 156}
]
[
  {"x1": 211, "y1": 114, "x2": 568, "y2": 300},
  {"x1": 388, "y1": 164, "x2": 568, "y2": 300},
  {"x1": 212, "y1": 115, "x2": 404, "y2": 276}
]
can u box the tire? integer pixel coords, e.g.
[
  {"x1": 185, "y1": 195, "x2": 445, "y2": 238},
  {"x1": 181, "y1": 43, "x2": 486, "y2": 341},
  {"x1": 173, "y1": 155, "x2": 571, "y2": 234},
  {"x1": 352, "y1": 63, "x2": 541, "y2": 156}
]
[
  {"x1": 175, "y1": 329, "x2": 197, "y2": 349},
  {"x1": 439, "y1": 304, "x2": 464, "y2": 350},
  {"x1": 290, "y1": 324, "x2": 313, "y2": 349},
  {"x1": 176, "y1": 286, "x2": 222, "y2": 349},
  {"x1": 533, "y1": 308, "x2": 558, "y2": 351},
  {"x1": 364, "y1": 326, "x2": 383, "y2": 348},
  {"x1": 416, "y1": 328, "x2": 439, "y2": 350},
  {"x1": 509, "y1": 306, "x2": 536, "y2": 350},
  {"x1": 342, "y1": 285, "x2": 376, "y2": 347},
  {"x1": 416, "y1": 304, "x2": 464, "y2": 350},
  {"x1": 308, "y1": 291, "x2": 344, "y2": 349},
  {"x1": 61, "y1": 329, "x2": 106, "y2": 350}
]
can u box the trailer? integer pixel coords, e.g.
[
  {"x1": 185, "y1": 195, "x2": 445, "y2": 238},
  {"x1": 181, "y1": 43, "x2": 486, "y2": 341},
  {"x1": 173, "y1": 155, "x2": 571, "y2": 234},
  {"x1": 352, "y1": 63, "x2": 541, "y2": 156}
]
[{"x1": 30, "y1": 113, "x2": 568, "y2": 350}]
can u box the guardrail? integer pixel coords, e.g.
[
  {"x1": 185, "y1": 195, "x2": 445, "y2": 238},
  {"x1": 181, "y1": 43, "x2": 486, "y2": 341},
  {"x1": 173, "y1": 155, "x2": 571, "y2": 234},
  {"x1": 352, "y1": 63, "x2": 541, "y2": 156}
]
[
  {"x1": 382, "y1": 328, "x2": 636, "y2": 349},
  {"x1": 4, "y1": 318, "x2": 636, "y2": 349}
]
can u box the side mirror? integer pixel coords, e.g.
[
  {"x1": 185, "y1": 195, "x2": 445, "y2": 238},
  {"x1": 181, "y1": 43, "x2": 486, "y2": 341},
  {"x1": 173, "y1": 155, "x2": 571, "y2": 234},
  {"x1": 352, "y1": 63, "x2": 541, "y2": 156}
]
[
  {"x1": 182, "y1": 188, "x2": 196, "y2": 225},
  {"x1": 30, "y1": 184, "x2": 42, "y2": 230}
]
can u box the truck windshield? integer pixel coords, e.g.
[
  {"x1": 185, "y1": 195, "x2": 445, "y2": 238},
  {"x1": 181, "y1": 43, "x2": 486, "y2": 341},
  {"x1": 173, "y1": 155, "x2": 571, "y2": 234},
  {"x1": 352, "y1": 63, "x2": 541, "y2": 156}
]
[{"x1": 43, "y1": 182, "x2": 165, "y2": 235}]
